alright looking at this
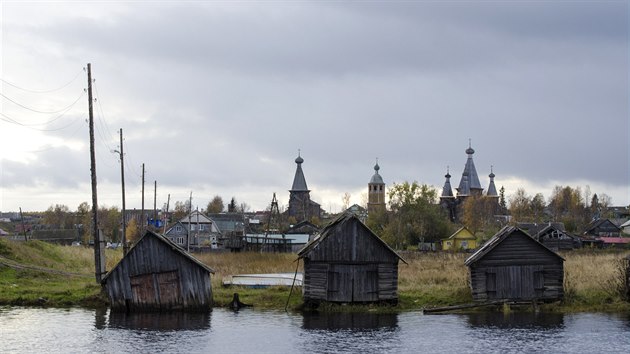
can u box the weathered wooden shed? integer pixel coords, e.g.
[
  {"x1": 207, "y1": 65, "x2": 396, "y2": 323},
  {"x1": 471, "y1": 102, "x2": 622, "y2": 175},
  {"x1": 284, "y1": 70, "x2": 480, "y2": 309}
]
[
  {"x1": 102, "y1": 230, "x2": 214, "y2": 312},
  {"x1": 465, "y1": 226, "x2": 564, "y2": 303},
  {"x1": 297, "y1": 212, "x2": 405, "y2": 304}
]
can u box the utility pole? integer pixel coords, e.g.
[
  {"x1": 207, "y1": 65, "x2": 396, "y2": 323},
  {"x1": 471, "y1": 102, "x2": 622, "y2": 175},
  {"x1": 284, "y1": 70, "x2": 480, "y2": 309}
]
[
  {"x1": 141, "y1": 163, "x2": 145, "y2": 234},
  {"x1": 87, "y1": 63, "x2": 105, "y2": 283},
  {"x1": 153, "y1": 180, "x2": 157, "y2": 228},
  {"x1": 114, "y1": 128, "x2": 128, "y2": 255},
  {"x1": 163, "y1": 194, "x2": 170, "y2": 234},
  {"x1": 19, "y1": 207, "x2": 27, "y2": 242},
  {"x1": 187, "y1": 191, "x2": 192, "y2": 252}
]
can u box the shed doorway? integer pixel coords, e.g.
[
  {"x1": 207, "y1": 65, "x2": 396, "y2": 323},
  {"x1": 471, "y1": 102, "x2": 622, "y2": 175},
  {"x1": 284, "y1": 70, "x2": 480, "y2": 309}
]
[
  {"x1": 486, "y1": 265, "x2": 544, "y2": 300},
  {"x1": 327, "y1": 264, "x2": 378, "y2": 302},
  {"x1": 130, "y1": 270, "x2": 181, "y2": 307}
]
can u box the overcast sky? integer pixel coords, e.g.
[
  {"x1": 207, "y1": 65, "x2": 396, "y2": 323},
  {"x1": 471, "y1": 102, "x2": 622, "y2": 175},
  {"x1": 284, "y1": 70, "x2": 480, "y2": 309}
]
[{"x1": 1, "y1": 1, "x2": 628, "y2": 214}]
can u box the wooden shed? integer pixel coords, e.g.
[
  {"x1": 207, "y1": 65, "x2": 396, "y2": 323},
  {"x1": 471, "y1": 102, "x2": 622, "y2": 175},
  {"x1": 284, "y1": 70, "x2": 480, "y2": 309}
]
[
  {"x1": 297, "y1": 212, "x2": 405, "y2": 304},
  {"x1": 102, "y1": 230, "x2": 214, "y2": 312},
  {"x1": 465, "y1": 226, "x2": 564, "y2": 303}
]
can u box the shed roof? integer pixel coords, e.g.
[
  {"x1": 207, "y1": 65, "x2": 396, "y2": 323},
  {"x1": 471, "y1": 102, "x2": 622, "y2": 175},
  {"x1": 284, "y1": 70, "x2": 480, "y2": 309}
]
[
  {"x1": 465, "y1": 226, "x2": 564, "y2": 266},
  {"x1": 102, "y1": 230, "x2": 214, "y2": 283},
  {"x1": 297, "y1": 212, "x2": 406, "y2": 263}
]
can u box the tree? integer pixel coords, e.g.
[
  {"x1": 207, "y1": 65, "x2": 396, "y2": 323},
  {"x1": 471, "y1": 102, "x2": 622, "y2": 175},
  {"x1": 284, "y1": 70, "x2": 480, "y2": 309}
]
[
  {"x1": 548, "y1": 185, "x2": 588, "y2": 232},
  {"x1": 173, "y1": 200, "x2": 190, "y2": 221},
  {"x1": 228, "y1": 197, "x2": 237, "y2": 213},
  {"x1": 382, "y1": 181, "x2": 452, "y2": 249},
  {"x1": 499, "y1": 186, "x2": 507, "y2": 213},
  {"x1": 126, "y1": 218, "x2": 140, "y2": 243},
  {"x1": 206, "y1": 195, "x2": 224, "y2": 214},
  {"x1": 461, "y1": 195, "x2": 496, "y2": 235},
  {"x1": 530, "y1": 193, "x2": 546, "y2": 223},
  {"x1": 98, "y1": 206, "x2": 121, "y2": 242},
  {"x1": 342, "y1": 192, "x2": 351, "y2": 210},
  {"x1": 508, "y1": 188, "x2": 531, "y2": 223},
  {"x1": 43, "y1": 204, "x2": 72, "y2": 229}
]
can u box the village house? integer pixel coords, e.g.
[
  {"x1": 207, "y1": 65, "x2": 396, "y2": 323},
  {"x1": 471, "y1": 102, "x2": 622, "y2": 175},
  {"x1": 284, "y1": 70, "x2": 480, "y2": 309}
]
[{"x1": 441, "y1": 227, "x2": 477, "y2": 251}]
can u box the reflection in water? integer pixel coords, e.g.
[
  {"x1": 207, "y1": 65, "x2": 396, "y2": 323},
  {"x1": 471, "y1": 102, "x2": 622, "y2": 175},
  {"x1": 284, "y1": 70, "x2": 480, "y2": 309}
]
[
  {"x1": 2, "y1": 307, "x2": 630, "y2": 353},
  {"x1": 107, "y1": 310, "x2": 211, "y2": 331},
  {"x1": 302, "y1": 311, "x2": 398, "y2": 330},
  {"x1": 465, "y1": 311, "x2": 565, "y2": 329},
  {"x1": 301, "y1": 312, "x2": 402, "y2": 354}
]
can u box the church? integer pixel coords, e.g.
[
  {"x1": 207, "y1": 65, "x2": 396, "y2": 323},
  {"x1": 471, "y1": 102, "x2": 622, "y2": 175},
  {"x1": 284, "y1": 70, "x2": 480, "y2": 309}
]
[
  {"x1": 440, "y1": 143, "x2": 499, "y2": 222},
  {"x1": 287, "y1": 152, "x2": 323, "y2": 222}
]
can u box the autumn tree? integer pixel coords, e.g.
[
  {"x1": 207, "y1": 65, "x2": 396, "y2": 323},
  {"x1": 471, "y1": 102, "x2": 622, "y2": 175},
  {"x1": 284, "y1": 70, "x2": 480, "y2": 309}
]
[
  {"x1": 173, "y1": 200, "x2": 190, "y2": 221},
  {"x1": 43, "y1": 204, "x2": 72, "y2": 229},
  {"x1": 461, "y1": 195, "x2": 498, "y2": 235},
  {"x1": 508, "y1": 188, "x2": 532, "y2": 223},
  {"x1": 548, "y1": 186, "x2": 588, "y2": 232},
  {"x1": 126, "y1": 218, "x2": 141, "y2": 243},
  {"x1": 98, "y1": 206, "x2": 121, "y2": 242},
  {"x1": 382, "y1": 181, "x2": 452, "y2": 249},
  {"x1": 206, "y1": 195, "x2": 224, "y2": 214}
]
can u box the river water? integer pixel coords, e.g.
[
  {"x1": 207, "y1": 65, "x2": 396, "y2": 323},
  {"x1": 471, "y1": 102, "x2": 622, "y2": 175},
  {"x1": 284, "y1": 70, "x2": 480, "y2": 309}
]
[{"x1": 1, "y1": 307, "x2": 630, "y2": 353}]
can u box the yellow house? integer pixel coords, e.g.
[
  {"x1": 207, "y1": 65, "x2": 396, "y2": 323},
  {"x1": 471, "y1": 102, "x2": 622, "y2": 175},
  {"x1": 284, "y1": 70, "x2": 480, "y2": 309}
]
[{"x1": 441, "y1": 227, "x2": 477, "y2": 251}]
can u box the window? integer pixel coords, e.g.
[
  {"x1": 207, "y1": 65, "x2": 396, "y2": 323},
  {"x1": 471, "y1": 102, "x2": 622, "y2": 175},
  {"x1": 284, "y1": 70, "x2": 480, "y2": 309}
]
[
  {"x1": 176, "y1": 237, "x2": 184, "y2": 244},
  {"x1": 175, "y1": 225, "x2": 183, "y2": 232}
]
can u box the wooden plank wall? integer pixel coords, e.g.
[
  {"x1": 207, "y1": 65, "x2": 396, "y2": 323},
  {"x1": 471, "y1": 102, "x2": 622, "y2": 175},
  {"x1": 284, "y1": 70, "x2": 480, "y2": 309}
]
[
  {"x1": 105, "y1": 235, "x2": 213, "y2": 311},
  {"x1": 469, "y1": 232, "x2": 563, "y2": 302}
]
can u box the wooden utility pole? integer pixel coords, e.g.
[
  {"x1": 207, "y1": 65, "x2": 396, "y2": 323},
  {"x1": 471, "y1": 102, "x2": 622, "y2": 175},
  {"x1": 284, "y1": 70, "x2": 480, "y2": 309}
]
[
  {"x1": 141, "y1": 163, "x2": 145, "y2": 234},
  {"x1": 187, "y1": 191, "x2": 192, "y2": 252},
  {"x1": 163, "y1": 194, "x2": 170, "y2": 234},
  {"x1": 87, "y1": 63, "x2": 105, "y2": 283},
  {"x1": 115, "y1": 128, "x2": 128, "y2": 255},
  {"x1": 153, "y1": 180, "x2": 157, "y2": 227},
  {"x1": 19, "y1": 207, "x2": 27, "y2": 242}
]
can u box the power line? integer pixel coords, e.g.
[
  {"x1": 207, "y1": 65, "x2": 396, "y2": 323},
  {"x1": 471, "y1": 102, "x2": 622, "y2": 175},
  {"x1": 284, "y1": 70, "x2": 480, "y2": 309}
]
[
  {"x1": 0, "y1": 90, "x2": 85, "y2": 114},
  {"x1": 0, "y1": 69, "x2": 83, "y2": 93}
]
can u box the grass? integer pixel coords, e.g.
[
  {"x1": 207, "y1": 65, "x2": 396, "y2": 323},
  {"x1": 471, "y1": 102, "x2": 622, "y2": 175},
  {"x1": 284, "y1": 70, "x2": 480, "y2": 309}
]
[{"x1": 1, "y1": 237, "x2": 629, "y2": 312}]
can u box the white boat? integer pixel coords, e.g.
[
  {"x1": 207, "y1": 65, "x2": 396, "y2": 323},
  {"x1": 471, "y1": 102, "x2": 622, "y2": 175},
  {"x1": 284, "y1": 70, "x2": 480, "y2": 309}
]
[{"x1": 222, "y1": 273, "x2": 303, "y2": 288}]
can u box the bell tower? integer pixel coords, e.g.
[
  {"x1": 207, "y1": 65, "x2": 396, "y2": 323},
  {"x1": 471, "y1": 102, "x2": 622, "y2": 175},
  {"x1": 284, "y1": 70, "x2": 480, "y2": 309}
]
[{"x1": 367, "y1": 159, "x2": 386, "y2": 214}]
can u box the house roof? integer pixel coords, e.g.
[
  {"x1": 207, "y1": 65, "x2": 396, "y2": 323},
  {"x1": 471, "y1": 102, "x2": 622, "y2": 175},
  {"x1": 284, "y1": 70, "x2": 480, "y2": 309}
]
[
  {"x1": 598, "y1": 237, "x2": 630, "y2": 244},
  {"x1": 444, "y1": 227, "x2": 475, "y2": 240},
  {"x1": 583, "y1": 218, "x2": 621, "y2": 234},
  {"x1": 101, "y1": 230, "x2": 214, "y2": 283},
  {"x1": 465, "y1": 226, "x2": 564, "y2": 266},
  {"x1": 179, "y1": 210, "x2": 215, "y2": 224},
  {"x1": 297, "y1": 212, "x2": 406, "y2": 263}
]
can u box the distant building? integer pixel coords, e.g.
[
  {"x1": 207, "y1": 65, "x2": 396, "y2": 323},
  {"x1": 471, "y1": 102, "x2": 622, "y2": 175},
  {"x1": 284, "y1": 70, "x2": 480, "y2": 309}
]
[
  {"x1": 367, "y1": 160, "x2": 386, "y2": 215},
  {"x1": 287, "y1": 152, "x2": 322, "y2": 222},
  {"x1": 441, "y1": 227, "x2": 477, "y2": 251},
  {"x1": 440, "y1": 142, "x2": 499, "y2": 222}
]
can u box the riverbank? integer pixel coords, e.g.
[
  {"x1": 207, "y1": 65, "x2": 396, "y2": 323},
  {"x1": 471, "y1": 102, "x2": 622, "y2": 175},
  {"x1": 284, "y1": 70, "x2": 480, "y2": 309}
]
[{"x1": 1, "y1": 238, "x2": 628, "y2": 312}]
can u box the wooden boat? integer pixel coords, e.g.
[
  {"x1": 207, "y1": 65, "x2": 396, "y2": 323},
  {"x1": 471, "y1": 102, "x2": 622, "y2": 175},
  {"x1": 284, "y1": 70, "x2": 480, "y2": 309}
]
[{"x1": 222, "y1": 273, "x2": 303, "y2": 288}]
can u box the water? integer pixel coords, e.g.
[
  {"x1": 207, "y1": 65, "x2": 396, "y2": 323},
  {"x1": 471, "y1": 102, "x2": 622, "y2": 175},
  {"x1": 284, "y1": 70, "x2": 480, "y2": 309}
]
[{"x1": 1, "y1": 307, "x2": 630, "y2": 353}]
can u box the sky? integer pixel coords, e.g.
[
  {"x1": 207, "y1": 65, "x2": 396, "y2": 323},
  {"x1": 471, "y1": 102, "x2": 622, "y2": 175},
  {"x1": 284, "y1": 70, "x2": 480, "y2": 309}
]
[{"x1": 1, "y1": 1, "x2": 628, "y2": 214}]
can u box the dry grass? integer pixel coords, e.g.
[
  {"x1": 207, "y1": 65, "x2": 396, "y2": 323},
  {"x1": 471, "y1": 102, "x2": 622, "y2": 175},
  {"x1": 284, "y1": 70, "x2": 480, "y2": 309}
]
[{"x1": 2, "y1": 237, "x2": 629, "y2": 311}]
